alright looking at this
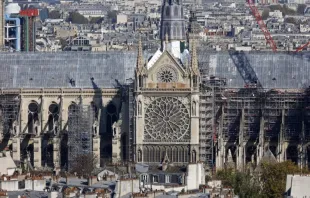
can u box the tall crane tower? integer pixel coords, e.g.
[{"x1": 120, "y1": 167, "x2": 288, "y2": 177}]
[{"x1": 247, "y1": 0, "x2": 277, "y2": 52}]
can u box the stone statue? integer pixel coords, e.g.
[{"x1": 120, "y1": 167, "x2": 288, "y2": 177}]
[
  {"x1": 34, "y1": 119, "x2": 40, "y2": 137},
  {"x1": 138, "y1": 149, "x2": 142, "y2": 162},
  {"x1": 12, "y1": 120, "x2": 19, "y2": 137},
  {"x1": 92, "y1": 119, "x2": 98, "y2": 137}
]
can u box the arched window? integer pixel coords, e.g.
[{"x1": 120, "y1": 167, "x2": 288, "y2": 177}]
[
  {"x1": 172, "y1": 147, "x2": 178, "y2": 162},
  {"x1": 48, "y1": 102, "x2": 59, "y2": 134},
  {"x1": 174, "y1": 6, "x2": 178, "y2": 17},
  {"x1": 165, "y1": 7, "x2": 170, "y2": 17},
  {"x1": 42, "y1": 135, "x2": 53, "y2": 167},
  {"x1": 106, "y1": 103, "x2": 118, "y2": 135},
  {"x1": 139, "y1": 75, "x2": 143, "y2": 88},
  {"x1": 138, "y1": 149, "x2": 142, "y2": 162},
  {"x1": 149, "y1": 146, "x2": 154, "y2": 162},
  {"x1": 68, "y1": 103, "x2": 79, "y2": 133},
  {"x1": 192, "y1": 150, "x2": 197, "y2": 162},
  {"x1": 143, "y1": 147, "x2": 148, "y2": 162},
  {"x1": 179, "y1": 147, "x2": 184, "y2": 162},
  {"x1": 193, "y1": 76, "x2": 198, "y2": 87},
  {"x1": 184, "y1": 146, "x2": 189, "y2": 162},
  {"x1": 167, "y1": 27, "x2": 171, "y2": 37},
  {"x1": 68, "y1": 103, "x2": 78, "y2": 115},
  {"x1": 172, "y1": 26, "x2": 176, "y2": 39},
  {"x1": 168, "y1": 147, "x2": 173, "y2": 162},
  {"x1": 287, "y1": 146, "x2": 298, "y2": 164},
  {"x1": 155, "y1": 147, "x2": 160, "y2": 162},
  {"x1": 192, "y1": 101, "x2": 196, "y2": 116},
  {"x1": 28, "y1": 101, "x2": 39, "y2": 134},
  {"x1": 174, "y1": 26, "x2": 179, "y2": 39}
]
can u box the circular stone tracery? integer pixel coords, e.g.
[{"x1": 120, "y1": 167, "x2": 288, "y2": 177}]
[
  {"x1": 156, "y1": 67, "x2": 178, "y2": 83},
  {"x1": 144, "y1": 97, "x2": 190, "y2": 141}
]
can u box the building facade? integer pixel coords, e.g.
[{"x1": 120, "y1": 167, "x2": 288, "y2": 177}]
[{"x1": 0, "y1": 0, "x2": 310, "y2": 174}]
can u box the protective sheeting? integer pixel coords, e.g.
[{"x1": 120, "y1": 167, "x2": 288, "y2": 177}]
[
  {"x1": 0, "y1": 52, "x2": 136, "y2": 88},
  {"x1": 0, "y1": 51, "x2": 309, "y2": 89},
  {"x1": 198, "y1": 51, "x2": 310, "y2": 89}
]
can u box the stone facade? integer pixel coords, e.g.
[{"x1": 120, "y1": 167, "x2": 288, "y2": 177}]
[
  {"x1": 134, "y1": 38, "x2": 200, "y2": 164},
  {"x1": 0, "y1": 88, "x2": 125, "y2": 169}
]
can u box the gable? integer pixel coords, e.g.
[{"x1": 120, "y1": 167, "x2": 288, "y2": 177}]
[{"x1": 147, "y1": 50, "x2": 187, "y2": 83}]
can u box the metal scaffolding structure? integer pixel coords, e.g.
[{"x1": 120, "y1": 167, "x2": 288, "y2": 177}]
[
  {"x1": 200, "y1": 77, "x2": 225, "y2": 170},
  {"x1": 127, "y1": 83, "x2": 135, "y2": 162},
  {"x1": 0, "y1": 94, "x2": 20, "y2": 139},
  {"x1": 67, "y1": 104, "x2": 94, "y2": 171},
  {"x1": 200, "y1": 86, "x2": 310, "y2": 170}
]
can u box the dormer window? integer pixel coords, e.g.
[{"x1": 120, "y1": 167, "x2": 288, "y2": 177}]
[{"x1": 153, "y1": 175, "x2": 159, "y2": 183}]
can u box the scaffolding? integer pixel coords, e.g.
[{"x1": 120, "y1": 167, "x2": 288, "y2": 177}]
[
  {"x1": 127, "y1": 83, "x2": 135, "y2": 162},
  {"x1": 200, "y1": 77, "x2": 225, "y2": 170},
  {"x1": 199, "y1": 76, "x2": 310, "y2": 169},
  {"x1": 67, "y1": 104, "x2": 94, "y2": 171},
  {"x1": 0, "y1": 94, "x2": 20, "y2": 140}
]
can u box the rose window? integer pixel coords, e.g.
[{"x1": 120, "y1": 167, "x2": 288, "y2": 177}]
[
  {"x1": 144, "y1": 97, "x2": 190, "y2": 141},
  {"x1": 156, "y1": 67, "x2": 178, "y2": 83}
]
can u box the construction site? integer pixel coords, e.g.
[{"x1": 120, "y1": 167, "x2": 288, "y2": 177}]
[
  {"x1": 198, "y1": 49, "x2": 310, "y2": 171},
  {"x1": 0, "y1": 0, "x2": 309, "y2": 174},
  {"x1": 0, "y1": 49, "x2": 307, "y2": 173},
  {"x1": 0, "y1": 52, "x2": 135, "y2": 171}
]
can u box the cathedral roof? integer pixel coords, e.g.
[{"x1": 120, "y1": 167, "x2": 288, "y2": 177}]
[
  {"x1": 0, "y1": 51, "x2": 310, "y2": 89},
  {"x1": 0, "y1": 51, "x2": 136, "y2": 89}
]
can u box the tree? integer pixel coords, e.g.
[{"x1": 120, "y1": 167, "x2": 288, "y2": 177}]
[
  {"x1": 67, "y1": 12, "x2": 88, "y2": 24},
  {"x1": 259, "y1": 161, "x2": 308, "y2": 198},
  {"x1": 297, "y1": 4, "x2": 307, "y2": 15},
  {"x1": 282, "y1": 5, "x2": 296, "y2": 16},
  {"x1": 69, "y1": 154, "x2": 98, "y2": 178},
  {"x1": 107, "y1": 10, "x2": 118, "y2": 23},
  {"x1": 262, "y1": 8, "x2": 270, "y2": 20},
  {"x1": 49, "y1": 10, "x2": 61, "y2": 19},
  {"x1": 269, "y1": 5, "x2": 296, "y2": 16},
  {"x1": 58, "y1": 38, "x2": 68, "y2": 50},
  {"x1": 216, "y1": 169, "x2": 261, "y2": 198},
  {"x1": 285, "y1": 17, "x2": 297, "y2": 24},
  {"x1": 269, "y1": 5, "x2": 282, "y2": 11},
  {"x1": 216, "y1": 161, "x2": 309, "y2": 198}
]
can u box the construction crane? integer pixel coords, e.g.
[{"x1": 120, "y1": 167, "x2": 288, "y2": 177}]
[
  {"x1": 247, "y1": 0, "x2": 277, "y2": 52},
  {"x1": 295, "y1": 41, "x2": 310, "y2": 52}
]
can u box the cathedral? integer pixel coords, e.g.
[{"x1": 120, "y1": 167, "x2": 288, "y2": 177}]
[
  {"x1": 0, "y1": 0, "x2": 202, "y2": 170},
  {"x1": 134, "y1": 0, "x2": 200, "y2": 164},
  {"x1": 1, "y1": 0, "x2": 310, "y2": 173}
]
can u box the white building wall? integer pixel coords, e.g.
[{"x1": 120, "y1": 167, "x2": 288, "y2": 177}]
[
  {"x1": 33, "y1": 180, "x2": 46, "y2": 191},
  {"x1": 117, "y1": 14, "x2": 128, "y2": 24},
  {"x1": 187, "y1": 164, "x2": 198, "y2": 190},
  {"x1": 145, "y1": 185, "x2": 187, "y2": 192},
  {"x1": 114, "y1": 179, "x2": 139, "y2": 198},
  {"x1": 186, "y1": 163, "x2": 205, "y2": 190},
  {"x1": 0, "y1": 180, "x2": 19, "y2": 191},
  {"x1": 286, "y1": 175, "x2": 310, "y2": 197},
  {"x1": 25, "y1": 180, "x2": 32, "y2": 190}
]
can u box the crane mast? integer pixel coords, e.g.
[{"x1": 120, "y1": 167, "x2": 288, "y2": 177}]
[{"x1": 247, "y1": 0, "x2": 277, "y2": 52}]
